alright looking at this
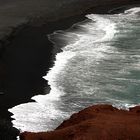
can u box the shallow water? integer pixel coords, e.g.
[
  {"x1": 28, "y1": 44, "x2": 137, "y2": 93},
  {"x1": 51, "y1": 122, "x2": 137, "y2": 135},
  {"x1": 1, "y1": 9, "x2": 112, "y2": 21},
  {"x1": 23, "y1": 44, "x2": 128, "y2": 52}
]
[{"x1": 9, "y1": 7, "x2": 140, "y2": 132}]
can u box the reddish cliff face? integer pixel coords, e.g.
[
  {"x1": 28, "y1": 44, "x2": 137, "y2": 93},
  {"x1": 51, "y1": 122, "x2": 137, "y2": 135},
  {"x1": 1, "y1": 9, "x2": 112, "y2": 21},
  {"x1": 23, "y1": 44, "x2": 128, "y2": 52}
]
[{"x1": 20, "y1": 105, "x2": 140, "y2": 140}]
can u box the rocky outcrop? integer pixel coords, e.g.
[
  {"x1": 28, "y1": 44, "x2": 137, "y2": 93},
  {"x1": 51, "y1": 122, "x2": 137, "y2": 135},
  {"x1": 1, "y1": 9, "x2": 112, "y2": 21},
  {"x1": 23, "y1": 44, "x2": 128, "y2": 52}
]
[{"x1": 20, "y1": 104, "x2": 140, "y2": 140}]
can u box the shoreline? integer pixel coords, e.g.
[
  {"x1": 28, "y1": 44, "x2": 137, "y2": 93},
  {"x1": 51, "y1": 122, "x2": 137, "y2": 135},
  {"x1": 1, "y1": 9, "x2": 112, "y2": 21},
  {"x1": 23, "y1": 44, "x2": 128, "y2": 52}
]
[
  {"x1": 20, "y1": 104, "x2": 140, "y2": 140},
  {"x1": 2, "y1": 1, "x2": 139, "y2": 118},
  {"x1": 0, "y1": 1, "x2": 139, "y2": 139}
]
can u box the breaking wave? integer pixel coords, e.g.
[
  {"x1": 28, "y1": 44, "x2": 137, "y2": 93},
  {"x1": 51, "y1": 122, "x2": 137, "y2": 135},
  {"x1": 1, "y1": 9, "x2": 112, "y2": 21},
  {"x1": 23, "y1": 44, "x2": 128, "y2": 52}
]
[{"x1": 9, "y1": 7, "x2": 140, "y2": 132}]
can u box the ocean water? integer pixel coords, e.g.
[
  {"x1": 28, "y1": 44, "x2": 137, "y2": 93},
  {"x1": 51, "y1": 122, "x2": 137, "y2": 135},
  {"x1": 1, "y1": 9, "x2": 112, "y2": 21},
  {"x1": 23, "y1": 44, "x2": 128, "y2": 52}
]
[{"x1": 9, "y1": 7, "x2": 140, "y2": 132}]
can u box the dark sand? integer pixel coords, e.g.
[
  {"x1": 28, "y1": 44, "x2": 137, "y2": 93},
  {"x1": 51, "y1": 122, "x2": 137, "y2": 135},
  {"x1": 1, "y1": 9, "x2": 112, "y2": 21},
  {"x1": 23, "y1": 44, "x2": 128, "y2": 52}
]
[{"x1": 0, "y1": 1, "x2": 139, "y2": 139}]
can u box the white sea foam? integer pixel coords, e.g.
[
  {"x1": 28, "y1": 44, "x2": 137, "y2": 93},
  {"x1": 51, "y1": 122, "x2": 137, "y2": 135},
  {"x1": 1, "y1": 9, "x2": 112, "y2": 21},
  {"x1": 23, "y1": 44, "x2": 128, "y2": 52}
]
[
  {"x1": 125, "y1": 7, "x2": 140, "y2": 15},
  {"x1": 9, "y1": 7, "x2": 140, "y2": 132}
]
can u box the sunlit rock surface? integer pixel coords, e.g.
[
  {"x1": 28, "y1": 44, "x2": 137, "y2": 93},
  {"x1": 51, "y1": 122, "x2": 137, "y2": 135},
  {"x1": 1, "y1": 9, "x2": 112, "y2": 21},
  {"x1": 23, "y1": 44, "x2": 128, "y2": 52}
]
[{"x1": 20, "y1": 105, "x2": 140, "y2": 140}]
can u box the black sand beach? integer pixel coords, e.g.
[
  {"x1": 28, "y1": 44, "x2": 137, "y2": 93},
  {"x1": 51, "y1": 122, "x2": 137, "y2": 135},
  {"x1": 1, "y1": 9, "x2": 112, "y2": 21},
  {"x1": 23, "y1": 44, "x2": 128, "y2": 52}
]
[{"x1": 0, "y1": 0, "x2": 140, "y2": 139}]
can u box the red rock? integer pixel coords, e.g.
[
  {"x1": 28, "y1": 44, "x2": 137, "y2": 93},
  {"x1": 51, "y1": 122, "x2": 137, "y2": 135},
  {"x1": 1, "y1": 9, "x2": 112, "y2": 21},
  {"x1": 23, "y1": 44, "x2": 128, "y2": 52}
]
[{"x1": 20, "y1": 105, "x2": 140, "y2": 140}]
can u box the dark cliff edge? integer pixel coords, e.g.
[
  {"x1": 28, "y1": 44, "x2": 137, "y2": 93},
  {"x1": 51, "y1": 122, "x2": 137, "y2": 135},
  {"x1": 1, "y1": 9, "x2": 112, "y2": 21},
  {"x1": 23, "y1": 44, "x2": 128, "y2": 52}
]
[{"x1": 20, "y1": 104, "x2": 140, "y2": 140}]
